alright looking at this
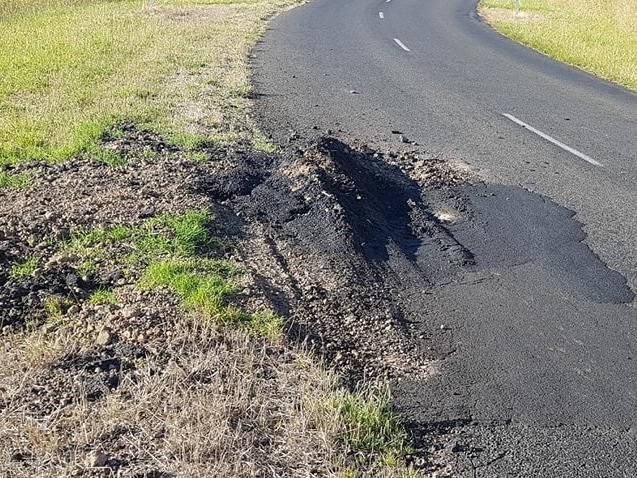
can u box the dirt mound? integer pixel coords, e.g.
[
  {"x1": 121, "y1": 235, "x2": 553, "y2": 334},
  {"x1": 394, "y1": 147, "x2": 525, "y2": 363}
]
[{"x1": 203, "y1": 137, "x2": 474, "y2": 379}]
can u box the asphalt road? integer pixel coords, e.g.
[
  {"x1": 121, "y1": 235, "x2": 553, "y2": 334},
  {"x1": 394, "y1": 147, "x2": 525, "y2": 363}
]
[{"x1": 252, "y1": 0, "x2": 637, "y2": 475}]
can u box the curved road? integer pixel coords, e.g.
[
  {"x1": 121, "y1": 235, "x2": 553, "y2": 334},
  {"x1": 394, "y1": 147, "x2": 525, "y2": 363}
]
[{"x1": 252, "y1": 0, "x2": 637, "y2": 476}]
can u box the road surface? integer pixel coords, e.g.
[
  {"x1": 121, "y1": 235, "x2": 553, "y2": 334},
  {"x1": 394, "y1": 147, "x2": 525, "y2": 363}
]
[{"x1": 252, "y1": 0, "x2": 637, "y2": 475}]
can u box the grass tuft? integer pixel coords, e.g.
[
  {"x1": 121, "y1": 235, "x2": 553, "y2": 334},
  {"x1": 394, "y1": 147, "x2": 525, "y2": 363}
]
[
  {"x1": 141, "y1": 259, "x2": 279, "y2": 337},
  {"x1": 87, "y1": 288, "x2": 117, "y2": 305},
  {"x1": 43, "y1": 296, "x2": 72, "y2": 321},
  {"x1": 334, "y1": 385, "x2": 411, "y2": 459},
  {"x1": 145, "y1": 210, "x2": 214, "y2": 257},
  {"x1": 183, "y1": 150, "x2": 209, "y2": 161},
  {"x1": 141, "y1": 259, "x2": 234, "y2": 315},
  {"x1": 66, "y1": 209, "x2": 216, "y2": 263},
  {"x1": 10, "y1": 257, "x2": 38, "y2": 279},
  {"x1": 0, "y1": 171, "x2": 31, "y2": 189}
]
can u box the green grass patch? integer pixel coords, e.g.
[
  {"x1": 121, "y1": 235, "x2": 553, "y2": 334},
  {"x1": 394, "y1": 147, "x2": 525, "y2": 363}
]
[
  {"x1": 144, "y1": 210, "x2": 214, "y2": 257},
  {"x1": 63, "y1": 209, "x2": 280, "y2": 337},
  {"x1": 0, "y1": 0, "x2": 297, "y2": 165},
  {"x1": 76, "y1": 260, "x2": 98, "y2": 279},
  {"x1": 140, "y1": 259, "x2": 234, "y2": 315},
  {"x1": 183, "y1": 151, "x2": 209, "y2": 162},
  {"x1": 43, "y1": 295, "x2": 73, "y2": 321},
  {"x1": 0, "y1": 171, "x2": 31, "y2": 189},
  {"x1": 140, "y1": 258, "x2": 281, "y2": 337},
  {"x1": 66, "y1": 209, "x2": 216, "y2": 263},
  {"x1": 334, "y1": 385, "x2": 411, "y2": 459},
  {"x1": 253, "y1": 134, "x2": 278, "y2": 154},
  {"x1": 87, "y1": 288, "x2": 118, "y2": 305},
  {"x1": 10, "y1": 257, "x2": 38, "y2": 279},
  {"x1": 480, "y1": 0, "x2": 637, "y2": 91},
  {"x1": 249, "y1": 310, "x2": 285, "y2": 340}
]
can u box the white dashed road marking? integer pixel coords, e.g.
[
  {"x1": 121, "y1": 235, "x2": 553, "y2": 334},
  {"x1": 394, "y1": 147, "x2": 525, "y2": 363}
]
[
  {"x1": 503, "y1": 113, "x2": 602, "y2": 167},
  {"x1": 393, "y1": 38, "x2": 411, "y2": 52}
]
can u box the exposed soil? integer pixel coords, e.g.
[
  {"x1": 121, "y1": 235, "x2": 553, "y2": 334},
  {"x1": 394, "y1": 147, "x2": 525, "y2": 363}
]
[
  {"x1": 1, "y1": 127, "x2": 470, "y2": 376},
  {"x1": 220, "y1": 138, "x2": 473, "y2": 379},
  {"x1": 1, "y1": 125, "x2": 475, "y2": 476}
]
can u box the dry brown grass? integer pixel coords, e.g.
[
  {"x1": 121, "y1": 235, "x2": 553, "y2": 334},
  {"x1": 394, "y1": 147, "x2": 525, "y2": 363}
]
[
  {"x1": 480, "y1": 0, "x2": 637, "y2": 91},
  {"x1": 0, "y1": 315, "x2": 419, "y2": 477},
  {"x1": 3, "y1": 322, "x2": 317, "y2": 476}
]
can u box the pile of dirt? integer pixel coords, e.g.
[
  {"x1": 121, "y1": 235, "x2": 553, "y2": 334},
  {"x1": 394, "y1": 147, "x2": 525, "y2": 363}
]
[{"x1": 217, "y1": 138, "x2": 472, "y2": 379}]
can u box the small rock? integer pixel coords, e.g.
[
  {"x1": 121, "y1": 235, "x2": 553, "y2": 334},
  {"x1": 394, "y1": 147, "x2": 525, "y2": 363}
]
[
  {"x1": 399, "y1": 135, "x2": 411, "y2": 144},
  {"x1": 137, "y1": 207, "x2": 155, "y2": 219},
  {"x1": 121, "y1": 306, "x2": 141, "y2": 319},
  {"x1": 96, "y1": 329, "x2": 113, "y2": 346},
  {"x1": 350, "y1": 90, "x2": 359, "y2": 94},
  {"x1": 85, "y1": 450, "x2": 108, "y2": 468},
  {"x1": 65, "y1": 273, "x2": 78, "y2": 287},
  {"x1": 287, "y1": 132, "x2": 299, "y2": 143}
]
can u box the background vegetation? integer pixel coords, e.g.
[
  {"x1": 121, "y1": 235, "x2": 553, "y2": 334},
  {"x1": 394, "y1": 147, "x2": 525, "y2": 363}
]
[
  {"x1": 480, "y1": 0, "x2": 637, "y2": 91},
  {"x1": 0, "y1": 0, "x2": 279, "y2": 165}
]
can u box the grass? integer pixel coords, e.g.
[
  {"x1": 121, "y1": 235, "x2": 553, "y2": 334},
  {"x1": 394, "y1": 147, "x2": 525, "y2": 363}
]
[
  {"x1": 65, "y1": 210, "x2": 280, "y2": 337},
  {"x1": 10, "y1": 257, "x2": 38, "y2": 279},
  {"x1": 141, "y1": 260, "x2": 283, "y2": 338},
  {"x1": 0, "y1": 171, "x2": 31, "y2": 189},
  {"x1": 335, "y1": 385, "x2": 410, "y2": 458},
  {"x1": 87, "y1": 288, "x2": 118, "y2": 305},
  {"x1": 0, "y1": 317, "x2": 419, "y2": 477},
  {"x1": 1, "y1": 210, "x2": 421, "y2": 476},
  {"x1": 43, "y1": 296, "x2": 73, "y2": 321},
  {"x1": 330, "y1": 384, "x2": 419, "y2": 476},
  {"x1": 479, "y1": 0, "x2": 637, "y2": 91},
  {"x1": 0, "y1": 0, "x2": 297, "y2": 165},
  {"x1": 66, "y1": 210, "x2": 219, "y2": 263}
]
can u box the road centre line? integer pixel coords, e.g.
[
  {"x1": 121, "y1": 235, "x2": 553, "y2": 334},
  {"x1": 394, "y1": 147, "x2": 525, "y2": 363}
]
[
  {"x1": 379, "y1": 11, "x2": 384, "y2": 18},
  {"x1": 502, "y1": 113, "x2": 602, "y2": 167},
  {"x1": 393, "y1": 38, "x2": 411, "y2": 52}
]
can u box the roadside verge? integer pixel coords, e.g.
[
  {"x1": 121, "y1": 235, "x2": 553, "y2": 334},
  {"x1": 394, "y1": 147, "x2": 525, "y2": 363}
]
[{"x1": 478, "y1": 0, "x2": 637, "y2": 92}]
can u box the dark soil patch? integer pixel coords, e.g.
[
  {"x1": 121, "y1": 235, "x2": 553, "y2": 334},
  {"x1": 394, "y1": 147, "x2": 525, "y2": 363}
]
[
  {"x1": 200, "y1": 137, "x2": 473, "y2": 379},
  {"x1": 2, "y1": 130, "x2": 471, "y2": 376}
]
